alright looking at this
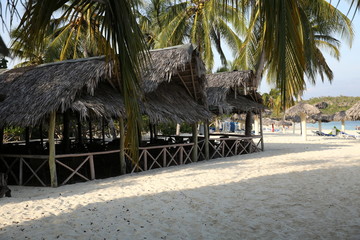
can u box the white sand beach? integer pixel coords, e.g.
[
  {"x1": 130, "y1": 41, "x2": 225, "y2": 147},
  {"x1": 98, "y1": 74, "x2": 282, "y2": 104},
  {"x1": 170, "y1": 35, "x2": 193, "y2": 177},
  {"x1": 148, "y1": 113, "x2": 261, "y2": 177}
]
[{"x1": 1, "y1": 131, "x2": 360, "y2": 240}]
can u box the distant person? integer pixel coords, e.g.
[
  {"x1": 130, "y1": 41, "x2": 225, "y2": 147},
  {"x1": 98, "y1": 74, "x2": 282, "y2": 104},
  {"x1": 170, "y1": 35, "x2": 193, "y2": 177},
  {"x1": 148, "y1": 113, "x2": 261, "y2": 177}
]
[{"x1": 230, "y1": 122, "x2": 235, "y2": 132}]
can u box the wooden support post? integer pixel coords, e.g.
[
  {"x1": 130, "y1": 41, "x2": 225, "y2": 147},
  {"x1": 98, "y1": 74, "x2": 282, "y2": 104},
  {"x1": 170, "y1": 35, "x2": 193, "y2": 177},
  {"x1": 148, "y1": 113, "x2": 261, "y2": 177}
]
[
  {"x1": 293, "y1": 121, "x2": 296, "y2": 134},
  {"x1": 176, "y1": 123, "x2": 181, "y2": 136},
  {"x1": 89, "y1": 155, "x2": 95, "y2": 180},
  {"x1": 154, "y1": 124, "x2": 158, "y2": 139},
  {"x1": 245, "y1": 112, "x2": 253, "y2": 137},
  {"x1": 259, "y1": 111, "x2": 264, "y2": 151},
  {"x1": 19, "y1": 158, "x2": 23, "y2": 185},
  {"x1": 48, "y1": 111, "x2": 58, "y2": 187},
  {"x1": 254, "y1": 115, "x2": 260, "y2": 135},
  {"x1": 300, "y1": 112, "x2": 307, "y2": 141},
  {"x1": 192, "y1": 123, "x2": 198, "y2": 162},
  {"x1": 341, "y1": 120, "x2": 345, "y2": 132},
  {"x1": 119, "y1": 118, "x2": 126, "y2": 175},
  {"x1": 204, "y1": 120, "x2": 210, "y2": 160},
  {"x1": 318, "y1": 121, "x2": 322, "y2": 133},
  {"x1": 215, "y1": 117, "x2": 220, "y2": 132}
]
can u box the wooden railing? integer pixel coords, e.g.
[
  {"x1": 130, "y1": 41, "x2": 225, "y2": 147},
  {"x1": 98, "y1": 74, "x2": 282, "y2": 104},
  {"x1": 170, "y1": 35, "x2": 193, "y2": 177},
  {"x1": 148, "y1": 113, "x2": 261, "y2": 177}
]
[{"x1": 0, "y1": 135, "x2": 263, "y2": 186}]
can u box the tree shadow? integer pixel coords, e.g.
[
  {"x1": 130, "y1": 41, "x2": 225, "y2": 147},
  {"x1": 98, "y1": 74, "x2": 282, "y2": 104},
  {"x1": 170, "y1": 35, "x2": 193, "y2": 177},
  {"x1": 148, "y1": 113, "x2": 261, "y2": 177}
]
[{"x1": 2, "y1": 165, "x2": 360, "y2": 240}]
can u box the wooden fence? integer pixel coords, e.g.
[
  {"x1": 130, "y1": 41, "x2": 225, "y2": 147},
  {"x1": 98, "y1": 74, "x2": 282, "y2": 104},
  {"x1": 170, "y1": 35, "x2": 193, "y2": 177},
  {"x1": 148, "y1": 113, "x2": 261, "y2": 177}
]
[{"x1": 0, "y1": 135, "x2": 263, "y2": 186}]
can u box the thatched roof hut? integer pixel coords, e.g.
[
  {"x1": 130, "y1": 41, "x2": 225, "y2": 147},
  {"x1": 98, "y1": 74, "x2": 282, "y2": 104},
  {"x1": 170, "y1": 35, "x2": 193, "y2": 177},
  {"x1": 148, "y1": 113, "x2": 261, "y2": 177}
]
[
  {"x1": 346, "y1": 101, "x2": 360, "y2": 120},
  {"x1": 206, "y1": 71, "x2": 265, "y2": 114},
  {"x1": 0, "y1": 44, "x2": 211, "y2": 127}
]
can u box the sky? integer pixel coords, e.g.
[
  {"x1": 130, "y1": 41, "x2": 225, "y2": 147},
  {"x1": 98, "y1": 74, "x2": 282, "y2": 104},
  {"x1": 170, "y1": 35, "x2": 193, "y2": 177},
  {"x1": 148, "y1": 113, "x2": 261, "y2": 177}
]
[
  {"x1": 211, "y1": 2, "x2": 360, "y2": 100},
  {"x1": 1, "y1": 1, "x2": 359, "y2": 100}
]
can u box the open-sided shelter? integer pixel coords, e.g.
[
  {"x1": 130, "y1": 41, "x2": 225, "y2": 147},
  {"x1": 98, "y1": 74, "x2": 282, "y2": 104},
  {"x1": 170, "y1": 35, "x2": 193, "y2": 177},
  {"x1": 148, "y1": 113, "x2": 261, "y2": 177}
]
[{"x1": 0, "y1": 44, "x2": 211, "y2": 187}]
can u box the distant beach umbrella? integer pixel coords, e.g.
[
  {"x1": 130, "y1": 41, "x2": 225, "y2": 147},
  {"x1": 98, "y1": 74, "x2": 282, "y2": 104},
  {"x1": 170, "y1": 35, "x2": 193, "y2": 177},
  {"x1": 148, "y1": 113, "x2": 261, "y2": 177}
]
[
  {"x1": 285, "y1": 102, "x2": 320, "y2": 140},
  {"x1": 333, "y1": 111, "x2": 348, "y2": 132},
  {"x1": 311, "y1": 113, "x2": 334, "y2": 133},
  {"x1": 346, "y1": 101, "x2": 360, "y2": 121},
  {"x1": 276, "y1": 120, "x2": 292, "y2": 126},
  {"x1": 276, "y1": 119, "x2": 293, "y2": 134}
]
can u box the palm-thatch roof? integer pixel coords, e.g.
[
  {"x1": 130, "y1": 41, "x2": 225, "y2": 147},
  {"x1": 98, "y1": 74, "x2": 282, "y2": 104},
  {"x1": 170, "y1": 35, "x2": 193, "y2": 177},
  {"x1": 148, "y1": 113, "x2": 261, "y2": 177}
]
[
  {"x1": 345, "y1": 101, "x2": 360, "y2": 120},
  {"x1": 262, "y1": 118, "x2": 276, "y2": 125},
  {"x1": 311, "y1": 113, "x2": 334, "y2": 123},
  {"x1": 285, "y1": 102, "x2": 320, "y2": 117},
  {"x1": 0, "y1": 44, "x2": 210, "y2": 127},
  {"x1": 206, "y1": 71, "x2": 265, "y2": 114},
  {"x1": 276, "y1": 120, "x2": 292, "y2": 126},
  {"x1": 333, "y1": 111, "x2": 348, "y2": 121},
  {"x1": 143, "y1": 44, "x2": 207, "y2": 104}
]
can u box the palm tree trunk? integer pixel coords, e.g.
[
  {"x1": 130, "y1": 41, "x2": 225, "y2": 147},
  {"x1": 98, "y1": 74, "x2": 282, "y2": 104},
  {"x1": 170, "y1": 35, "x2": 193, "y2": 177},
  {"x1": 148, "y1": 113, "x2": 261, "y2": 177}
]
[
  {"x1": 48, "y1": 111, "x2": 58, "y2": 187},
  {"x1": 119, "y1": 118, "x2": 126, "y2": 175},
  {"x1": 245, "y1": 112, "x2": 252, "y2": 136},
  {"x1": 255, "y1": 50, "x2": 266, "y2": 88}
]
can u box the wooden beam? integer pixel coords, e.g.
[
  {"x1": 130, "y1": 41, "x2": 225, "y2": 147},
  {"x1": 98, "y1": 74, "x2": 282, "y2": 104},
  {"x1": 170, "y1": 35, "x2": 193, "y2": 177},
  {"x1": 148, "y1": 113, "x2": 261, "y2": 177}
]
[
  {"x1": 48, "y1": 111, "x2": 58, "y2": 187},
  {"x1": 177, "y1": 72, "x2": 194, "y2": 98},
  {"x1": 119, "y1": 118, "x2": 126, "y2": 175},
  {"x1": 189, "y1": 62, "x2": 198, "y2": 100}
]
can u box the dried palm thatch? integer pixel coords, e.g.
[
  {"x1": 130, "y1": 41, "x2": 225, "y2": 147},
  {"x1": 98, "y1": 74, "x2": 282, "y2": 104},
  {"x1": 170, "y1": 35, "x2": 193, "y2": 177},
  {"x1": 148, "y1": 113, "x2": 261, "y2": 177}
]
[
  {"x1": 276, "y1": 120, "x2": 292, "y2": 126},
  {"x1": 285, "y1": 115, "x2": 315, "y2": 123},
  {"x1": 73, "y1": 82, "x2": 212, "y2": 124},
  {"x1": 143, "y1": 44, "x2": 207, "y2": 104},
  {"x1": 0, "y1": 44, "x2": 209, "y2": 127},
  {"x1": 285, "y1": 102, "x2": 320, "y2": 117},
  {"x1": 311, "y1": 113, "x2": 334, "y2": 123},
  {"x1": 206, "y1": 71, "x2": 265, "y2": 115},
  {"x1": 345, "y1": 101, "x2": 360, "y2": 120},
  {"x1": 333, "y1": 111, "x2": 348, "y2": 121},
  {"x1": 262, "y1": 118, "x2": 276, "y2": 126},
  {"x1": 0, "y1": 56, "x2": 112, "y2": 127}
]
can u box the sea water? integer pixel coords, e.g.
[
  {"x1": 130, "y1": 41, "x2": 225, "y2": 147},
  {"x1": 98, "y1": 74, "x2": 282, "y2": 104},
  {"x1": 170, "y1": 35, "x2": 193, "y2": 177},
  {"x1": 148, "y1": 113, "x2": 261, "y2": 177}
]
[{"x1": 307, "y1": 120, "x2": 360, "y2": 131}]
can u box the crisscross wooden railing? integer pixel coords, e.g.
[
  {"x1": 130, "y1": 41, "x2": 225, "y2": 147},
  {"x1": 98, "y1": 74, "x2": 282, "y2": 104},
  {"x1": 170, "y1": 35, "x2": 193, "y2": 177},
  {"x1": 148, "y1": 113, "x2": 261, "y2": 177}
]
[
  {"x1": 130, "y1": 143, "x2": 194, "y2": 173},
  {"x1": 0, "y1": 134, "x2": 263, "y2": 186}
]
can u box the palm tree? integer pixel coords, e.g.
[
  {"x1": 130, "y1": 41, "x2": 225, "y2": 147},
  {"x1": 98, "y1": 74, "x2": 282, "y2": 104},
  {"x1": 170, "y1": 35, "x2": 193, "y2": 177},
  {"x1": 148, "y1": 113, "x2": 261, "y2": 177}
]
[
  {"x1": 48, "y1": 2, "x2": 110, "y2": 60},
  {"x1": 231, "y1": 0, "x2": 353, "y2": 108},
  {"x1": 154, "y1": 0, "x2": 245, "y2": 69}
]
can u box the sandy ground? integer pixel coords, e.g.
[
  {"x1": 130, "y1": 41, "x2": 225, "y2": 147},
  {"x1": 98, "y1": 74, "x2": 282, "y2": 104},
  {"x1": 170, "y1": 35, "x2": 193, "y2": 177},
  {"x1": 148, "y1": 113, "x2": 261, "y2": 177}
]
[{"x1": 1, "y1": 130, "x2": 360, "y2": 240}]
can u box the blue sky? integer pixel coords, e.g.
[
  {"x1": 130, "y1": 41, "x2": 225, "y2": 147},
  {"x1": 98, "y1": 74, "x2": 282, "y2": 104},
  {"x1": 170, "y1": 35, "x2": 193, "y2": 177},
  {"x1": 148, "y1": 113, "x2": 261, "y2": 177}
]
[{"x1": 1, "y1": 1, "x2": 359, "y2": 100}]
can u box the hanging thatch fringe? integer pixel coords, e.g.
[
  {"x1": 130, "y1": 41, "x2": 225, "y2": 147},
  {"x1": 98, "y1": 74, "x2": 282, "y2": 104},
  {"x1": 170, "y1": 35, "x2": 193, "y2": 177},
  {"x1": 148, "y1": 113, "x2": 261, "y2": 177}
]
[
  {"x1": 206, "y1": 71, "x2": 265, "y2": 114},
  {"x1": 0, "y1": 44, "x2": 211, "y2": 127}
]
